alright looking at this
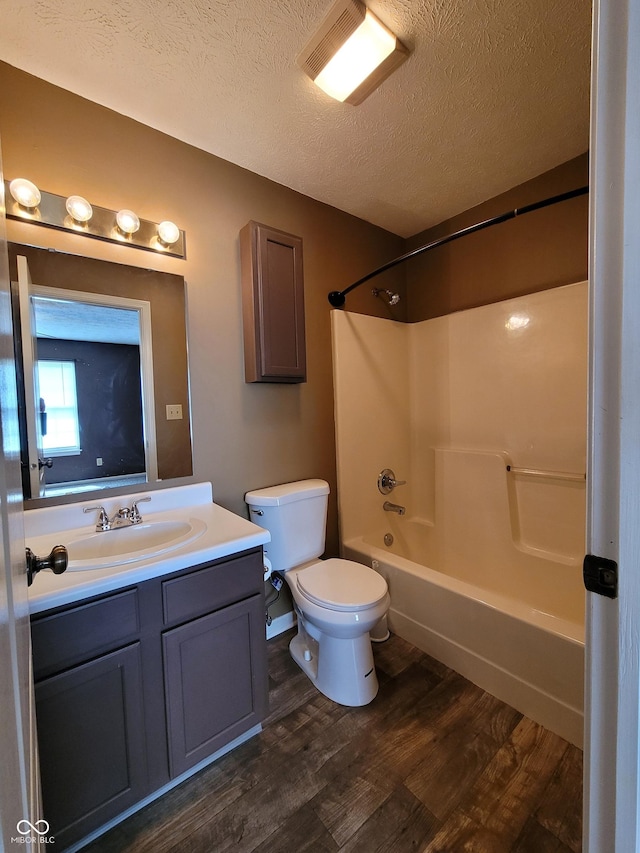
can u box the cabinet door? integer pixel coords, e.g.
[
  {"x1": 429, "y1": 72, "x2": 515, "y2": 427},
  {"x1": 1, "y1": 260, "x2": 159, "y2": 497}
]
[
  {"x1": 163, "y1": 593, "x2": 268, "y2": 777},
  {"x1": 35, "y1": 643, "x2": 148, "y2": 849},
  {"x1": 240, "y1": 221, "x2": 306, "y2": 383}
]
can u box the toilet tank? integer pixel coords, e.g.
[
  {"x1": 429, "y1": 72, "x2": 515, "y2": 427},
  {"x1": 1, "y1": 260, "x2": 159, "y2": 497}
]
[{"x1": 245, "y1": 479, "x2": 330, "y2": 571}]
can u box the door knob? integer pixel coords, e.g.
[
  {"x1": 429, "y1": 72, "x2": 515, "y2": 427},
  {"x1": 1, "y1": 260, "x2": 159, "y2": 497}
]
[{"x1": 26, "y1": 544, "x2": 68, "y2": 586}]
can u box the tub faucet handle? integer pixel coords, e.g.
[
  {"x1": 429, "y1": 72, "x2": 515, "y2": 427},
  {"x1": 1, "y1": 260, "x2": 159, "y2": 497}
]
[{"x1": 377, "y1": 469, "x2": 406, "y2": 495}]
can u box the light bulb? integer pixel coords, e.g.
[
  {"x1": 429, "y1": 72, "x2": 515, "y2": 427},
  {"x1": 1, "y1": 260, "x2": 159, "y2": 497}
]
[
  {"x1": 9, "y1": 178, "x2": 41, "y2": 209},
  {"x1": 157, "y1": 220, "x2": 180, "y2": 246},
  {"x1": 116, "y1": 209, "x2": 140, "y2": 235},
  {"x1": 66, "y1": 195, "x2": 93, "y2": 223},
  {"x1": 505, "y1": 313, "x2": 531, "y2": 331}
]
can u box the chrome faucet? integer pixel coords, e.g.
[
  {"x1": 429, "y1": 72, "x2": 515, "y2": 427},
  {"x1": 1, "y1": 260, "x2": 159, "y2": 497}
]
[
  {"x1": 83, "y1": 505, "x2": 110, "y2": 531},
  {"x1": 377, "y1": 468, "x2": 407, "y2": 495},
  {"x1": 383, "y1": 501, "x2": 406, "y2": 516},
  {"x1": 84, "y1": 496, "x2": 151, "y2": 531},
  {"x1": 129, "y1": 496, "x2": 151, "y2": 524}
]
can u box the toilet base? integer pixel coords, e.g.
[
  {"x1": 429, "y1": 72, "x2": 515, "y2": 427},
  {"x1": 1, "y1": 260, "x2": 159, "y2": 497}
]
[{"x1": 289, "y1": 622, "x2": 379, "y2": 707}]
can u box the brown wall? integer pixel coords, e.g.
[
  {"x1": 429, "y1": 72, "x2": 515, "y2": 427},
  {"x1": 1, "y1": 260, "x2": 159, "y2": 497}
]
[
  {"x1": 0, "y1": 61, "x2": 589, "y2": 561},
  {"x1": 405, "y1": 154, "x2": 589, "y2": 322},
  {"x1": 0, "y1": 61, "x2": 405, "y2": 557}
]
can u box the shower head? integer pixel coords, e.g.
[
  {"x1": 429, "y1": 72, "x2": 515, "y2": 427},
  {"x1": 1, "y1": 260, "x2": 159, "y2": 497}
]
[{"x1": 372, "y1": 288, "x2": 400, "y2": 306}]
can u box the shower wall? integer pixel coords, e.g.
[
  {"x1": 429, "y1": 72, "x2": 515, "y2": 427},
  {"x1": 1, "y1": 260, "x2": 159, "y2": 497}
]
[
  {"x1": 332, "y1": 281, "x2": 588, "y2": 612},
  {"x1": 331, "y1": 312, "x2": 411, "y2": 542}
]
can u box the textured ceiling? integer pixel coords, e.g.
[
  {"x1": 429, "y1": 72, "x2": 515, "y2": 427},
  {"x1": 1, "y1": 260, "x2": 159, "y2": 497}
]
[{"x1": 1, "y1": 0, "x2": 591, "y2": 237}]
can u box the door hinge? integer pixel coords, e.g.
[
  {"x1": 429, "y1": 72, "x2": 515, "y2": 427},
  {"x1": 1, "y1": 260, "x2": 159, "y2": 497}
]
[{"x1": 583, "y1": 554, "x2": 618, "y2": 599}]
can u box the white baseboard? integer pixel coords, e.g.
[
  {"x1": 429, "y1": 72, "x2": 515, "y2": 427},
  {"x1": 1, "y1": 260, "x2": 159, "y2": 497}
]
[{"x1": 266, "y1": 610, "x2": 296, "y2": 639}]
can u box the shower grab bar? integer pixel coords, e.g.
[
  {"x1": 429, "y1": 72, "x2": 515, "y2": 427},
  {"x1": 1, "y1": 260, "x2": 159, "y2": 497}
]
[
  {"x1": 327, "y1": 185, "x2": 589, "y2": 308},
  {"x1": 506, "y1": 465, "x2": 585, "y2": 482}
]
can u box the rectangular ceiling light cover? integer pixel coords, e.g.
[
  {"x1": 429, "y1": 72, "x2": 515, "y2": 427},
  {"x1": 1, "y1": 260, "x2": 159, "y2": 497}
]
[{"x1": 298, "y1": 0, "x2": 409, "y2": 105}]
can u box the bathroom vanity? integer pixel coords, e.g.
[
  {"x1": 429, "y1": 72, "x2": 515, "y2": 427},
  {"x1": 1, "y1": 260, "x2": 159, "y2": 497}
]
[{"x1": 26, "y1": 483, "x2": 270, "y2": 851}]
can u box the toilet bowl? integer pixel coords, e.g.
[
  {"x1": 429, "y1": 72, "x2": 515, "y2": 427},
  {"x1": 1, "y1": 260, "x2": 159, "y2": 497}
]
[
  {"x1": 245, "y1": 479, "x2": 390, "y2": 706},
  {"x1": 286, "y1": 559, "x2": 390, "y2": 706}
]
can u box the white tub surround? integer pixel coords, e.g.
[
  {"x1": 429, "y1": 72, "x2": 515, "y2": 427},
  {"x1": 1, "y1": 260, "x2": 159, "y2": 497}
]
[
  {"x1": 332, "y1": 283, "x2": 588, "y2": 747},
  {"x1": 26, "y1": 482, "x2": 270, "y2": 613}
]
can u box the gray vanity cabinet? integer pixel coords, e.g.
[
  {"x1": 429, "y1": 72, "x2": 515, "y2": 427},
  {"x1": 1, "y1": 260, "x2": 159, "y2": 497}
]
[
  {"x1": 160, "y1": 550, "x2": 269, "y2": 778},
  {"x1": 30, "y1": 547, "x2": 268, "y2": 849},
  {"x1": 163, "y1": 594, "x2": 265, "y2": 777},
  {"x1": 34, "y1": 644, "x2": 148, "y2": 850}
]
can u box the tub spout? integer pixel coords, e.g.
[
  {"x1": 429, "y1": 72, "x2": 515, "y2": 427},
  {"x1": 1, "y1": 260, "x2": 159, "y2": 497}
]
[{"x1": 383, "y1": 501, "x2": 405, "y2": 515}]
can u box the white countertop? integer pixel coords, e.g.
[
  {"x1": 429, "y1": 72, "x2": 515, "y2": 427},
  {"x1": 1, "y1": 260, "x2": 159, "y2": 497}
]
[{"x1": 27, "y1": 482, "x2": 270, "y2": 615}]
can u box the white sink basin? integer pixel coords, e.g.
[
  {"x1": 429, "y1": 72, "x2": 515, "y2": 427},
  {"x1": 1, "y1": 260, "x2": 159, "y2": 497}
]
[{"x1": 65, "y1": 518, "x2": 207, "y2": 571}]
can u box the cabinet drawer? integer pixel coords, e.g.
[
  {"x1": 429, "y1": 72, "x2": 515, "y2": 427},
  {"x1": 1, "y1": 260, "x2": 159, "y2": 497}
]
[
  {"x1": 162, "y1": 550, "x2": 263, "y2": 625},
  {"x1": 31, "y1": 589, "x2": 140, "y2": 679}
]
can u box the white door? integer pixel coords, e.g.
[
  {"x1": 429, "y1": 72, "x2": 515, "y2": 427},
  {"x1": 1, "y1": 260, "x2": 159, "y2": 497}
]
[
  {"x1": 0, "y1": 162, "x2": 41, "y2": 838},
  {"x1": 16, "y1": 255, "x2": 46, "y2": 499},
  {"x1": 584, "y1": 0, "x2": 640, "y2": 849}
]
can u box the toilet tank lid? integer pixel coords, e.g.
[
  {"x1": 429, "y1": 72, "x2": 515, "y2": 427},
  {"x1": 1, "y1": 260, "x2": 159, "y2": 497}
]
[{"x1": 245, "y1": 479, "x2": 329, "y2": 507}]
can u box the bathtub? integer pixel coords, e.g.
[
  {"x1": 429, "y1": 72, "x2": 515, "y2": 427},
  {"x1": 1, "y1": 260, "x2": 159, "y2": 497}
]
[{"x1": 343, "y1": 527, "x2": 585, "y2": 748}]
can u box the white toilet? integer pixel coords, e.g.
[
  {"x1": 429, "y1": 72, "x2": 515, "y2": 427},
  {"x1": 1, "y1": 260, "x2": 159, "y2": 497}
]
[{"x1": 245, "y1": 479, "x2": 390, "y2": 707}]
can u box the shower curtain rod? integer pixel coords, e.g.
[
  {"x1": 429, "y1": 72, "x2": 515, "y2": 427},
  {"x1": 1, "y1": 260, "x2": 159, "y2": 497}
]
[{"x1": 327, "y1": 185, "x2": 589, "y2": 308}]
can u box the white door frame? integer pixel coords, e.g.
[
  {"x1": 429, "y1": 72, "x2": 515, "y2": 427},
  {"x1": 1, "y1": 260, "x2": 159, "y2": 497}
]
[
  {"x1": 0, "y1": 155, "x2": 40, "y2": 843},
  {"x1": 585, "y1": 0, "x2": 640, "y2": 849}
]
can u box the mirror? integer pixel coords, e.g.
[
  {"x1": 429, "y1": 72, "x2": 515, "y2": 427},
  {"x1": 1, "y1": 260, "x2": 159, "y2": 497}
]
[{"x1": 9, "y1": 243, "x2": 193, "y2": 504}]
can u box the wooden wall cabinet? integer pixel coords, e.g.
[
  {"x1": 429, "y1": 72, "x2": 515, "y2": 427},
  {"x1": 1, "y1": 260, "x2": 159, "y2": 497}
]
[
  {"x1": 240, "y1": 221, "x2": 306, "y2": 383},
  {"x1": 30, "y1": 548, "x2": 268, "y2": 850}
]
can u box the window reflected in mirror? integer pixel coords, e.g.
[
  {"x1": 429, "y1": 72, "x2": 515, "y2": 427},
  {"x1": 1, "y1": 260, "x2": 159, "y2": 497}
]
[{"x1": 37, "y1": 359, "x2": 81, "y2": 456}]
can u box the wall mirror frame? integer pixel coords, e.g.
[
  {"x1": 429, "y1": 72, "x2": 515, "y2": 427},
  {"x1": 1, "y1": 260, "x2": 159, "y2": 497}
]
[{"x1": 9, "y1": 243, "x2": 193, "y2": 506}]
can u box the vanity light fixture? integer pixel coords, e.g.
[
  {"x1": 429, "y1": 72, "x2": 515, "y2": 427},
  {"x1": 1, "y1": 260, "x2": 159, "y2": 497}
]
[
  {"x1": 4, "y1": 179, "x2": 186, "y2": 258},
  {"x1": 298, "y1": 0, "x2": 409, "y2": 105},
  {"x1": 65, "y1": 195, "x2": 93, "y2": 224},
  {"x1": 157, "y1": 220, "x2": 180, "y2": 247},
  {"x1": 116, "y1": 209, "x2": 141, "y2": 236},
  {"x1": 9, "y1": 178, "x2": 41, "y2": 209}
]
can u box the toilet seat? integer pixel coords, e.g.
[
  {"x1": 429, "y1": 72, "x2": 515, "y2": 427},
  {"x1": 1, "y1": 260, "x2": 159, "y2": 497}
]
[{"x1": 296, "y1": 558, "x2": 387, "y2": 612}]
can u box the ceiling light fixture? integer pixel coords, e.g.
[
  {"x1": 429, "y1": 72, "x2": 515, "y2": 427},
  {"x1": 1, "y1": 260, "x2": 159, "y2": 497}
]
[
  {"x1": 4, "y1": 179, "x2": 186, "y2": 258},
  {"x1": 9, "y1": 178, "x2": 41, "y2": 209},
  {"x1": 65, "y1": 195, "x2": 93, "y2": 224},
  {"x1": 298, "y1": 0, "x2": 409, "y2": 105}
]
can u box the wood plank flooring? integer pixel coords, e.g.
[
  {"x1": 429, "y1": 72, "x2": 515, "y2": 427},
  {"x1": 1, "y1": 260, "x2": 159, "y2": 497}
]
[{"x1": 85, "y1": 629, "x2": 582, "y2": 853}]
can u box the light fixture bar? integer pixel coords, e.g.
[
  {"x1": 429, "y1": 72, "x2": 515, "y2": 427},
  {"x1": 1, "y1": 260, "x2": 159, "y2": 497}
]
[
  {"x1": 4, "y1": 181, "x2": 186, "y2": 259},
  {"x1": 298, "y1": 0, "x2": 409, "y2": 105}
]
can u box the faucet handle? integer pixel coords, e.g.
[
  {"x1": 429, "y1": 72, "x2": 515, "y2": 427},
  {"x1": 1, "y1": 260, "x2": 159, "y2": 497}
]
[
  {"x1": 377, "y1": 469, "x2": 407, "y2": 495},
  {"x1": 83, "y1": 505, "x2": 110, "y2": 531},
  {"x1": 130, "y1": 496, "x2": 151, "y2": 524}
]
